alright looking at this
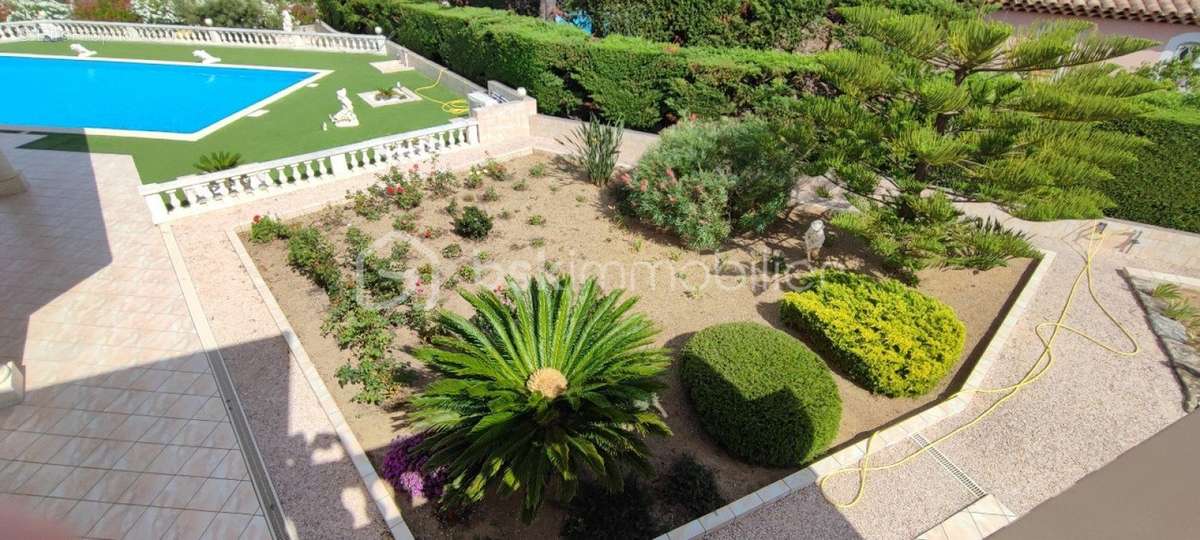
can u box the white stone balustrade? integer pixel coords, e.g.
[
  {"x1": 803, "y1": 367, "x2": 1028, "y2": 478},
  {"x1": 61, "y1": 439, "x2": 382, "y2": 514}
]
[
  {"x1": 138, "y1": 121, "x2": 480, "y2": 223},
  {"x1": 0, "y1": 20, "x2": 387, "y2": 54}
]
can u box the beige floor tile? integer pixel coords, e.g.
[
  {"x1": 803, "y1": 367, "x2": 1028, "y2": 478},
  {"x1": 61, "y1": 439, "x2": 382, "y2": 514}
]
[
  {"x1": 115, "y1": 472, "x2": 174, "y2": 505},
  {"x1": 108, "y1": 414, "x2": 159, "y2": 442},
  {"x1": 77, "y1": 412, "x2": 129, "y2": 439},
  {"x1": 220, "y1": 481, "x2": 260, "y2": 515},
  {"x1": 87, "y1": 503, "x2": 150, "y2": 539},
  {"x1": 199, "y1": 512, "x2": 252, "y2": 540},
  {"x1": 111, "y1": 442, "x2": 165, "y2": 472},
  {"x1": 124, "y1": 506, "x2": 181, "y2": 540},
  {"x1": 187, "y1": 478, "x2": 239, "y2": 512},
  {"x1": 147, "y1": 445, "x2": 198, "y2": 475},
  {"x1": 139, "y1": 417, "x2": 190, "y2": 445},
  {"x1": 47, "y1": 465, "x2": 107, "y2": 499},
  {"x1": 47, "y1": 436, "x2": 103, "y2": 466},
  {"x1": 178, "y1": 447, "x2": 227, "y2": 477},
  {"x1": 0, "y1": 460, "x2": 42, "y2": 491},
  {"x1": 202, "y1": 423, "x2": 238, "y2": 450},
  {"x1": 155, "y1": 475, "x2": 207, "y2": 508},
  {"x1": 80, "y1": 439, "x2": 135, "y2": 469},
  {"x1": 0, "y1": 430, "x2": 42, "y2": 459},
  {"x1": 84, "y1": 470, "x2": 141, "y2": 502},
  {"x1": 210, "y1": 451, "x2": 248, "y2": 480},
  {"x1": 34, "y1": 495, "x2": 82, "y2": 521},
  {"x1": 16, "y1": 433, "x2": 72, "y2": 463},
  {"x1": 171, "y1": 420, "x2": 220, "y2": 447},
  {"x1": 62, "y1": 499, "x2": 112, "y2": 537},
  {"x1": 238, "y1": 515, "x2": 270, "y2": 540},
  {"x1": 166, "y1": 509, "x2": 218, "y2": 540},
  {"x1": 14, "y1": 463, "x2": 74, "y2": 495}
]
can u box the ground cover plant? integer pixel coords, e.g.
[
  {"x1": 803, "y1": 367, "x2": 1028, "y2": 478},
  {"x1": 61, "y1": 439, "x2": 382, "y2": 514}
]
[
  {"x1": 781, "y1": 270, "x2": 966, "y2": 397},
  {"x1": 0, "y1": 40, "x2": 465, "y2": 183},
  {"x1": 680, "y1": 322, "x2": 841, "y2": 466}
]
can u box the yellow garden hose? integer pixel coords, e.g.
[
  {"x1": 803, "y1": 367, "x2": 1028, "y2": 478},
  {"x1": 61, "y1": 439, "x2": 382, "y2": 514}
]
[
  {"x1": 414, "y1": 69, "x2": 470, "y2": 115},
  {"x1": 820, "y1": 223, "x2": 1141, "y2": 508}
]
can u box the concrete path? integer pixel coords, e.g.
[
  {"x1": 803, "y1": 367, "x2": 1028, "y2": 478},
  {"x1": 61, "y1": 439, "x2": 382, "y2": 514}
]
[
  {"x1": 712, "y1": 206, "x2": 1197, "y2": 539},
  {"x1": 0, "y1": 134, "x2": 270, "y2": 539}
]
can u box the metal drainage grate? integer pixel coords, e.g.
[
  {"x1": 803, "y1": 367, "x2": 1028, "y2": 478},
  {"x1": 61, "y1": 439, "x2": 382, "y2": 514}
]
[{"x1": 911, "y1": 433, "x2": 986, "y2": 499}]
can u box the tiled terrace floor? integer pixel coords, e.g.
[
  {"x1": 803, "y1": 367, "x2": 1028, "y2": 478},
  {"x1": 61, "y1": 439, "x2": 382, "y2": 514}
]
[{"x1": 0, "y1": 134, "x2": 269, "y2": 539}]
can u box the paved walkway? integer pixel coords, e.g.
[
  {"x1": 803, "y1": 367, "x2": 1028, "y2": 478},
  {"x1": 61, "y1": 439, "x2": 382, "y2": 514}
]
[
  {"x1": 0, "y1": 135, "x2": 269, "y2": 539},
  {"x1": 711, "y1": 205, "x2": 1196, "y2": 539}
]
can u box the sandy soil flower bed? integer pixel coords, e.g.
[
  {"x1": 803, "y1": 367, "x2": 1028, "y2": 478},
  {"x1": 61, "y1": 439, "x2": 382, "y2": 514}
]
[{"x1": 242, "y1": 152, "x2": 1034, "y2": 539}]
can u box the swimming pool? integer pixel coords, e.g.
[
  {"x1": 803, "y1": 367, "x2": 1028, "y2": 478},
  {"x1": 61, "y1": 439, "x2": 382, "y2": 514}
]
[{"x1": 0, "y1": 54, "x2": 325, "y2": 140}]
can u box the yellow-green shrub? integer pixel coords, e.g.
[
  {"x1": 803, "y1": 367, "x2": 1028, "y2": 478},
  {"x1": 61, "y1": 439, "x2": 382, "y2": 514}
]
[{"x1": 780, "y1": 270, "x2": 965, "y2": 397}]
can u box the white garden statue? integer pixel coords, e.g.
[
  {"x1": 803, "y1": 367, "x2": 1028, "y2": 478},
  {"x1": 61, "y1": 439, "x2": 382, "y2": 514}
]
[
  {"x1": 329, "y1": 89, "x2": 360, "y2": 128},
  {"x1": 804, "y1": 219, "x2": 826, "y2": 264},
  {"x1": 281, "y1": 9, "x2": 294, "y2": 32},
  {"x1": 192, "y1": 50, "x2": 222, "y2": 64},
  {"x1": 69, "y1": 43, "x2": 97, "y2": 58}
]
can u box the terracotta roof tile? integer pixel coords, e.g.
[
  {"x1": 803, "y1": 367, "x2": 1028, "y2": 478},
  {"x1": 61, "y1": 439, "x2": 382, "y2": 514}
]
[{"x1": 1002, "y1": 0, "x2": 1200, "y2": 25}]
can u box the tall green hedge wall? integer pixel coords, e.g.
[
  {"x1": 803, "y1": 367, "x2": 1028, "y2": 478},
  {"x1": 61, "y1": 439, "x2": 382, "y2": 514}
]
[
  {"x1": 1102, "y1": 109, "x2": 1200, "y2": 233},
  {"x1": 318, "y1": 0, "x2": 818, "y2": 130}
]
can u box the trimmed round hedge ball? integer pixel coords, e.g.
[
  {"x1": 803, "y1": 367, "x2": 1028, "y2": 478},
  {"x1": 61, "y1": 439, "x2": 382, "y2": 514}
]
[{"x1": 680, "y1": 322, "x2": 841, "y2": 467}]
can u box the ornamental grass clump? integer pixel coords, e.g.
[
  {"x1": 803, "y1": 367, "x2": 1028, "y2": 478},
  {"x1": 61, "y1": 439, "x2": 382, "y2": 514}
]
[
  {"x1": 410, "y1": 275, "x2": 672, "y2": 521},
  {"x1": 781, "y1": 270, "x2": 966, "y2": 397}
]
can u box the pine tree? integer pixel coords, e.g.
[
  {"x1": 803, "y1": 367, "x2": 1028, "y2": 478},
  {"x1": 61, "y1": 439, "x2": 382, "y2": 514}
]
[{"x1": 785, "y1": 3, "x2": 1164, "y2": 275}]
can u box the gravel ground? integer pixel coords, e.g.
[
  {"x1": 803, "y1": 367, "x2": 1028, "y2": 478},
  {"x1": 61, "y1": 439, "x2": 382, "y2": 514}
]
[{"x1": 712, "y1": 208, "x2": 1195, "y2": 539}]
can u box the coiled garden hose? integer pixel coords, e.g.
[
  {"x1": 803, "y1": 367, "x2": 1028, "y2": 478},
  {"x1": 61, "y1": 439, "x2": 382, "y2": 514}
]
[{"x1": 414, "y1": 69, "x2": 470, "y2": 116}]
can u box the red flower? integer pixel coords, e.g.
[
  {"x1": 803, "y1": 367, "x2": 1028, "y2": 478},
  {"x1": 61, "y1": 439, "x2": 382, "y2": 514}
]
[
  {"x1": 386, "y1": 185, "x2": 396, "y2": 196},
  {"x1": 252, "y1": 215, "x2": 262, "y2": 223}
]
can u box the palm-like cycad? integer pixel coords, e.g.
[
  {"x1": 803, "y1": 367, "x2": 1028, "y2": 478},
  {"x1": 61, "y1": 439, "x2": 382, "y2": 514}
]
[{"x1": 410, "y1": 275, "x2": 671, "y2": 521}]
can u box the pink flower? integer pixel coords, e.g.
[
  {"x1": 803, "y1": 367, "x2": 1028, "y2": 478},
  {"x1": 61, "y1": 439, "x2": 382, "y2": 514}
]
[
  {"x1": 666, "y1": 168, "x2": 677, "y2": 183},
  {"x1": 385, "y1": 185, "x2": 396, "y2": 196},
  {"x1": 252, "y1": 215, "x2": 262, "y2": 223}
]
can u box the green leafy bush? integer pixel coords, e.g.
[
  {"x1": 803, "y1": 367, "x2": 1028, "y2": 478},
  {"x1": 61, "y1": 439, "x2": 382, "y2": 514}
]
[
  {"x1": 569, "y1": 0, "x2": 825, "y2": 51},
  {"x1": 561, "y1": 478, "x2": 660, "y2": 540},
  {"x1": 249, "y1": 215, "x2": 291, "y2": 244},
  {"x1": 410, "y1": 275, "x2": 671, "y2": 521},
  {"x1": 680, "y1": 322, "x2": 841, "y2": 466},
  {"x1": 73, "y1": 0, "x2": 139, "y2": 22},
  {"x1": 452, "y1": 206, "x2": 493, "y2": 239},
  {"x1": 661, "y1": 454, "x2": 724, "y2": 517},
  {"x1": 620, "y1": 117, "x2": 811, "y2": 250},
  {"x1": 287, "y1": 226, "x2": 342, "y2": 294},
  {"x1": 780, "y1": 271, "x2": 965, "y2": 397},
  {"x1": 318, "y1": 0, "x2": 818, "y2": 130},
  {"x1": 185, "y1": 0, "x2": 281, "y2": 28},
  {"x1": 1101, "y1": 109, "x2": 1200, "y2": 233}
]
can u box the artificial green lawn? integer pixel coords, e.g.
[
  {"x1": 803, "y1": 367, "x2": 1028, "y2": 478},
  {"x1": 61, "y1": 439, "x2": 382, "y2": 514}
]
[{"x1": 0, "y1": 40, "x2": 465, "y2": 183}]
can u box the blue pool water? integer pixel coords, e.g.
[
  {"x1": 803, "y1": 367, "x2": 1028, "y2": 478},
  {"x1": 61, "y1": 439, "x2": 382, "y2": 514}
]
[{"x1": 0, "y1": 54, "x2": 317, "y2": 135}]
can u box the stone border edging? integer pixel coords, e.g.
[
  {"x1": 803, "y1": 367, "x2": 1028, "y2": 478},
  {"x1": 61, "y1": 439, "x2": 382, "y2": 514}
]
[
  {"x1": 656, "y1": 249, "x2": 1058, "y2": 540},
  {"x1": 160, "y1": 224, "x2": 294, "y2": 540},
  {"x1": 225, "y1": 228, "x2": 416, "y2": 540},
  {"x1": 1123, "y1": 266, "x2": 1200, "y2": 412}
]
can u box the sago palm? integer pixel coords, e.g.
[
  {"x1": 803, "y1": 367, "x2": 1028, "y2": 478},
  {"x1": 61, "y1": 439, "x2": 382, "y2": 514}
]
[{"x1": 410, "y1": 275, "x2": 671, "y2": 521}]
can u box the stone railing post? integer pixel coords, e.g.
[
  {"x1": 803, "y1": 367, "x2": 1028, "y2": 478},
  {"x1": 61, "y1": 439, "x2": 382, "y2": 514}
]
[{"x1": 0, "y1": 150, "x2": 27, "y2": 196}]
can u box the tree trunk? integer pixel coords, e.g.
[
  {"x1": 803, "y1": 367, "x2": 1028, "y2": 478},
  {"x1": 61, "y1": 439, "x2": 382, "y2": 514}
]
[{"x1": 540, "y1": 0, "x2": 557, "y2": 20}]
